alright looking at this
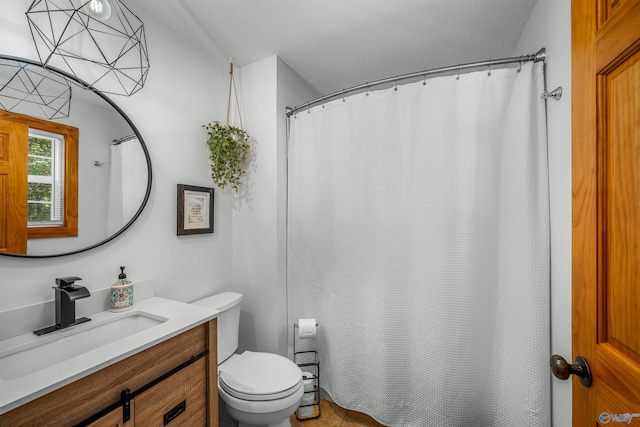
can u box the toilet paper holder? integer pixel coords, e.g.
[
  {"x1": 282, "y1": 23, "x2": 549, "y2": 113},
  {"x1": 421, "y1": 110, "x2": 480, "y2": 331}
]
[{"x1": 293, "y1": 323, "x2": 321, "y2": 420}]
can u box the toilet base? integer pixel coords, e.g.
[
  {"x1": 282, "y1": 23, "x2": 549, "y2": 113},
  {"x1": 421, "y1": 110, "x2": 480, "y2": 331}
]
[
  {"x1": 238, "y1": 420, "x2": 291, "y2": 427},
  {"x1": 222, "y1": 396, "x2": 299, "y2": 427},
  {"x1": 225, "y1": 402, "x2": 294, "y2": 427}
]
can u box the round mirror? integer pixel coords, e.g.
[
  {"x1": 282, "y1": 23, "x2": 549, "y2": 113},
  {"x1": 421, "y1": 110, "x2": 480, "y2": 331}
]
[{"x1": 0, "y1": 55, "x2": 152, "y2": 258}]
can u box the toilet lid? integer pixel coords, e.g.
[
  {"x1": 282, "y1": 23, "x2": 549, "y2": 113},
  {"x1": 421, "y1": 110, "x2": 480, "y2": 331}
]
[{"x1": 219, "y1": 351, "x2": 302, "y2": 401}]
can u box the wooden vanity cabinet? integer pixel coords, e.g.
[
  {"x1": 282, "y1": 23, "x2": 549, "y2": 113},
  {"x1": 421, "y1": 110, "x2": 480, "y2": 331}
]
[
  {"x1": 87, "y1": 406, "x2": 132, "y2": 427},
  {"x1": 133, "y1": 357, "x2": 207, "y2": 426},
  {"x1": 88, "y1": 358, "x2": 207, "y2": 427},
  {"x1": 0, "y1": 320, "x2": 218, "y2": 427}
]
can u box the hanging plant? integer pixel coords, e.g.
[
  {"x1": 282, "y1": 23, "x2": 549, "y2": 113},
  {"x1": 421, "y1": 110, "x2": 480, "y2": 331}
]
[
  {"x1": 204, "y1": 60, "x2": 251, "y2": 191},
  {"x1": 204, "y1": 121, "x2": 250, "y2": 191}
]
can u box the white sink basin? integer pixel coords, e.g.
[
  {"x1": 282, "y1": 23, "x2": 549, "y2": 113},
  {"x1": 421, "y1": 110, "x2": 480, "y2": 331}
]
[{"x1": 0, "y1": 311, "x2": 167, "y2": 380}]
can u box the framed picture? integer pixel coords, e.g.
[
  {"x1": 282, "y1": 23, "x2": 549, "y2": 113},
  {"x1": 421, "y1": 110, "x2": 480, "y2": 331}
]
[{"x1": 177, "y1": 184, "x2": 214, "y2": 235}]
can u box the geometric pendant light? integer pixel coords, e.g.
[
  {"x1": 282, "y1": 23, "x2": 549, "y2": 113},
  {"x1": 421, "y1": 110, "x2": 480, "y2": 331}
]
[
  {"x1": 26, "y1": 0, "x2": 150, "y2": 96},
  {"x1": 0, "y1": 57, "x2": 72, "y2": 120}
]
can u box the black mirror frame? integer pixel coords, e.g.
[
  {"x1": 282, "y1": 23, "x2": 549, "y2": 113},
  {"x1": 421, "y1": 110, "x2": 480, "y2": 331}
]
[{"x1": 0, "y1": 54, "x2": 152, "y2": 258}]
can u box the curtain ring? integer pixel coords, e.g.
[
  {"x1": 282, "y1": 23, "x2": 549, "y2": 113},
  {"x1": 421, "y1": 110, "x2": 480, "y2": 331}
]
[
  {"x1": 342, "y1": 89, "x2": 346, "y2": 102},
  {"x1": 456, "y1": 65, "x2": 461, "y2": 80},
  {"x1": 394, "y1": 76, "x2": 398, "y2": 91},
  {"x1": 488, "y1": 59, "x2": 492, "y2": 77},
  {"x1": 366, "y1": 83, "x2": 370, "y2": 96},
  {"x1": 423, "y1": 72, "x2": 427, "y2": 86},
  {"x1": 518, "y1": 55, "x2": 524, "y2": 73}
]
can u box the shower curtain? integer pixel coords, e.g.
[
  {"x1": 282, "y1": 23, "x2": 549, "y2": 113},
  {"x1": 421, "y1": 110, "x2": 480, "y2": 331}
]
[
  {"x1": 106, "y1": 138, "x2": 147, "y2": 235},
  {"x1": 287, "y1": 61, "x2": 550, "y2": 426}
]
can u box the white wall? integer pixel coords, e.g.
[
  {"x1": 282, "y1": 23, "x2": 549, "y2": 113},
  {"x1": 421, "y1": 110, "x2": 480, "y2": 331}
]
[
  {"x1": 231, "y1": 56, "x2": 319, "y2": 356},
  {"x1": 0, "y1": 1, "x2": 234, "y2": 313},
  {"x1": 276, "y1": 59, "x2": 321, "y2": 352},
  {"x1": 512, "y1": 1, "x2": 572, "y2": 426},
  {"x1": 231, "y1": 56, "x2": 280, "y2": 354}
]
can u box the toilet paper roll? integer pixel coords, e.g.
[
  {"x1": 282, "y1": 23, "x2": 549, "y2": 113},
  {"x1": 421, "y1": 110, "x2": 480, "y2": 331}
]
[
  {"x1": 303, "y1": 372, "x2": 314, "y2": 392},
  {"x1": 297, "y1": 405, "x2": 314, "y2": 417},
  {"x1": 298, "y1": 318, "x2": 317, "y2": 339},
  {"x1": 301, "y1": 391, "x2": 315, "y2": 406}
]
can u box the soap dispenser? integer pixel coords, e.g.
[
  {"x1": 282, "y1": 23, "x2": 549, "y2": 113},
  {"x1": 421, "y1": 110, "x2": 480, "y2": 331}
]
[{"x1": 111, "y1": 266, "x2": 133, "y2": 312}]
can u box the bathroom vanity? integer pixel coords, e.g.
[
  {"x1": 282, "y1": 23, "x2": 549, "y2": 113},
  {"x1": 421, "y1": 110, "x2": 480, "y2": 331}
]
[{"x1": 0, "y1": 298, "x2": 219, "y2": 426}]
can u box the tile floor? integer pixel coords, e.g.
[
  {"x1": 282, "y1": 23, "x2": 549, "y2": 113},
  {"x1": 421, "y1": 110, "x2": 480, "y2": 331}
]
[{"x1": 290, "y1": 399, "x2": 386, "y2": 427}]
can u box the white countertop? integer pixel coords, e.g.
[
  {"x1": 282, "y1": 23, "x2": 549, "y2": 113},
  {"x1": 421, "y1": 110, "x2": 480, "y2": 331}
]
[{"x1": 0, "y1": 297, "x2": 219, "y2": 415}]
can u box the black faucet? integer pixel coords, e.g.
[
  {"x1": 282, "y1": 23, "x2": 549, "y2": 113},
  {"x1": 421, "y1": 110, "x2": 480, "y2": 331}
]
[{"x1": 34, "y1": 276, "x2": 91, "y2": 336}]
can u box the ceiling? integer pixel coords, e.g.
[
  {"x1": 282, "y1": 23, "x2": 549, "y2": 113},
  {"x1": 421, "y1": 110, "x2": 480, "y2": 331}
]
[{"x1": 132, "y1": 0, "x2": 538, "y2": 96}]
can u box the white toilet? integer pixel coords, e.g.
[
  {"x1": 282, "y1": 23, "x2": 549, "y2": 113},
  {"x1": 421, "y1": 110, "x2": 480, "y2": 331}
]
[{"x1": 192, "y1": 292, "x2": 303, "y2": 427}]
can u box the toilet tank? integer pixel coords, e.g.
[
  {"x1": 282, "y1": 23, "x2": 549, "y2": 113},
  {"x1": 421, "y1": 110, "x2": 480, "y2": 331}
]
[{"x1": 191, "y1": 292, "x2": 242, "y2": 363}]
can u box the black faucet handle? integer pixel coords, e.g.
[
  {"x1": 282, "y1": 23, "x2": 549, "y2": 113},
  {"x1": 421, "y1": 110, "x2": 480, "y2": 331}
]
[{"x1": 55, "y1": 276, "x2": 83, "y2": 288}]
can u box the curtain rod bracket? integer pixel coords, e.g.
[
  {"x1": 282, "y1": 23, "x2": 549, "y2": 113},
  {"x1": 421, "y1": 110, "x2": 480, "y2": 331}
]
[{"x1": 541, "y1": 86, "x2": 562, "y2": 100}]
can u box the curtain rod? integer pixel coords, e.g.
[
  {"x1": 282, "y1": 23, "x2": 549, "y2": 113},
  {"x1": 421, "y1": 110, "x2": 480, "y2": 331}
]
[
  {"x1": 286, "y1": 48, "x2": 546, "y2": 117},
  {"x1": 112, "y1": 134, "x2": 137, "y2": 145}
]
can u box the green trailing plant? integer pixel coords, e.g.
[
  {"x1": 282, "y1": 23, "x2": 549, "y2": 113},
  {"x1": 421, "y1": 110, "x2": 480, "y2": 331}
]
[
  {"x1": 204, "y1": 121, "x2": 250, "y2": 191},
  {"x1": 204, "y1": 61, "x2": 251, "y2": 191}
]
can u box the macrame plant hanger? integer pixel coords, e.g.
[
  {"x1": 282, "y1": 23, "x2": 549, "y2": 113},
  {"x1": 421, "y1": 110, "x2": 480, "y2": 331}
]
[
  {"x1": 226, "y1": 59, "x2": 244, "y2": 129},
  {"x1": 203, "y1": 59, "x2": 251, "y2": 192}
]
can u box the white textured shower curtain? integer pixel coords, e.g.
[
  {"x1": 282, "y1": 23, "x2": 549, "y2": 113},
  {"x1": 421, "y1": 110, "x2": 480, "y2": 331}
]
[
  {"x1": 106, "y1": 139, "x2": 147, "y2": 235},
  {"x1": 287, "y1": 62, "x2": 550, "y2": 426}
]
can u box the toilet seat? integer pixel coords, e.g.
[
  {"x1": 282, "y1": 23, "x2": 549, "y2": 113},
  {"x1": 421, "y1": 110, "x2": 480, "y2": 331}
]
[{"x1": 219, "y1": 351, "x2": 303, "y2": 402}]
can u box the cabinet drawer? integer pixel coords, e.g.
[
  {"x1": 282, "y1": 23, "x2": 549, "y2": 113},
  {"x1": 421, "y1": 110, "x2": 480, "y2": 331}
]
[{"x1": 134, "y1": 357, "x2": 207, "y2": 426}]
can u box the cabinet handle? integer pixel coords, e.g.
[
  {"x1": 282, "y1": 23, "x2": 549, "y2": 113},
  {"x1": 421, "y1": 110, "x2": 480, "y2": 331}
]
[
  {"x1": 164, "y1": 400, "x2": 186, "y2": 425},
  {"x1": 121, "y1": 389, "x2": 132, "y2": 422}
]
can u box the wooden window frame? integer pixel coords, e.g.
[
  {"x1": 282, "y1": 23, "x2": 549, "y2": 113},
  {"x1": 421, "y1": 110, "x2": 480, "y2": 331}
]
[{"x1": 0, "y1": 110, "x2": 78, "y2": 239}]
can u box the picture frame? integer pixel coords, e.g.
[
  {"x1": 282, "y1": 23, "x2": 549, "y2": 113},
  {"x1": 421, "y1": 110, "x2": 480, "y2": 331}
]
[{"x1": 177, "y1": 184, "x2": 214, "y2": 235}]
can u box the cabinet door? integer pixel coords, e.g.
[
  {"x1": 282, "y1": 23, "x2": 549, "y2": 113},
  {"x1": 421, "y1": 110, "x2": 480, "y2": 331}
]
[
  {"x1": 134, "y1": 358, "x2": 207, "y2": 426},
  {"x1": 86, "y1": 403, "x2": 133, "y2": 427}
]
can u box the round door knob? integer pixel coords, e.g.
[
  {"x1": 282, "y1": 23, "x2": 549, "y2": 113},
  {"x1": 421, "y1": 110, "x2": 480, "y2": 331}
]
[{"x1": 549, "y1": 354, "x2": 592, "y2": 387}]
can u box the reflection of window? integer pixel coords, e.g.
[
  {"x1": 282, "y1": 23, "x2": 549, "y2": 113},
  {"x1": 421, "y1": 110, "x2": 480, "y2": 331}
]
[
  {"x1": 28, "y1": 131, "x2": 65, "y2": 227},
  {"x1": 0, "y1": 110, "x2": 78, "y2": 245}
]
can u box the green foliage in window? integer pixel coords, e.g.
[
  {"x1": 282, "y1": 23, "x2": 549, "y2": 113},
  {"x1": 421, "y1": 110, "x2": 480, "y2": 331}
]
[
  {"x1": 27, "y1": 183, "x2": 53, "y2": 221},
  {"x1": 27, "y1": 137, "x2": 56, "y2": 222},
  {"x1": 28, "y1": 182, "x2": 52, "y2": 201},
  {"x1": 28, "y1": 157, "x2": 51, "y2": 176},
  {"x1": 29, "y1": 137, "x2": 51, "y2": 156},
  {"x1": 28, "y1": 137, "x2": 52, "y2": 176},
  {"x1": 28, "y1": 202, "x2": 52, "y2": 222}
]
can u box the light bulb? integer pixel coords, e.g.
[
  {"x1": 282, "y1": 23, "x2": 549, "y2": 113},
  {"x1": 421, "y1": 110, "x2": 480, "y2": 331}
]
[{"x1": 84, "y1": 0, "x2": 112, "y2": 21}]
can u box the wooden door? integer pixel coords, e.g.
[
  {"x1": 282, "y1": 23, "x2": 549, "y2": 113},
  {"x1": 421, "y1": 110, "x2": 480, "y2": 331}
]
[
  {"x1": 573, "y1": 0, "x2": 640, "y2": 424},
  {"x1": 0, "y1": 119, "x2": 28, "y2": 255}
]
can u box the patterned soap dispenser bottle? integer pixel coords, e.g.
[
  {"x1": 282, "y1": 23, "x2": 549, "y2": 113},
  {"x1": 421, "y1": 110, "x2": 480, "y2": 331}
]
[{"x1": 111, "y1": 266, "x2": 133, "y2": 312}]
